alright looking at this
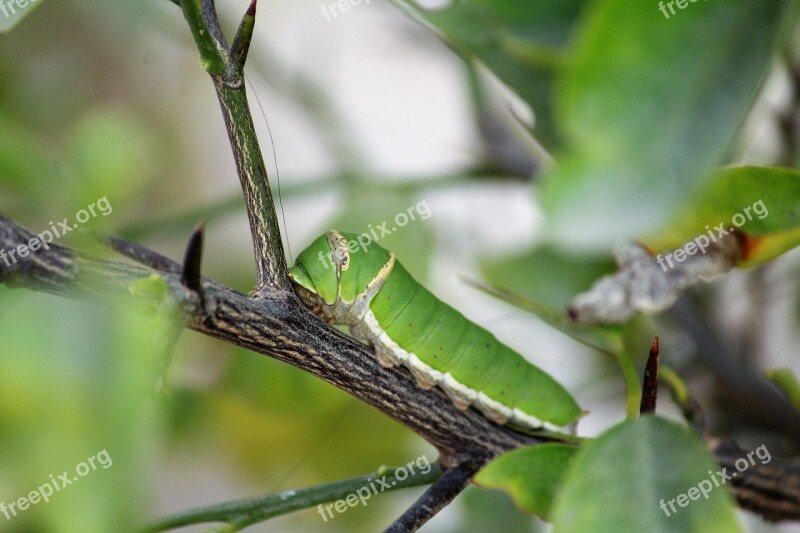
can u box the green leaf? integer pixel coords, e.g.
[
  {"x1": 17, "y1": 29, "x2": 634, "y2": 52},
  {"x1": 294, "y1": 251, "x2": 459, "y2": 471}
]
[
  {"x1": 480, "y1": 244, "x2": 615, "y2": 309},
  {"x1": 544, "y1": 0, "x2": 793, "y2": 248},
  {"x1": 551, "y1": 417, "x2": 743, "y2": 533},
  {"x1": 475, "y1": 443, "x2": 579, "y2": 520},
  {"x1": 643, "y1": 166, "x2": 800, "y2": 267},
  {"x1": 0, "y1": 0, "x2": 45, "y2": 34},
  {"x1": 392, "y1": 0, "x2": 587, "y2": 149}
]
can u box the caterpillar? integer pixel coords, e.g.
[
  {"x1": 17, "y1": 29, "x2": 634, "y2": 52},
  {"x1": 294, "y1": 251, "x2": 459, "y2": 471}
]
[{"x1": 288, "y1": 230, "x2": 582, "y2": 432}]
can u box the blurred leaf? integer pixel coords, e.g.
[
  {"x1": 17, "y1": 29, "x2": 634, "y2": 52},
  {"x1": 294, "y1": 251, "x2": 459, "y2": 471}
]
[
  {"x1": 214, "y1": 346, "x2": 417, "y2": 483},
  {"x1": 544, "y1": 0, "x2": 793, "y2": 248},
  {"x1": 480, "y1": 244, "x2": 615, "y2": 309},
  {"x1": 0, "y1": 292, "x2": 160, "y2": 532},
  {"x1": 63, "y1": 107, "x2": 157, "y2": 212},
  {"x1": 475, "y1": 443, "x2": 578, "y2": 520},
  {"x1": 393, "y1": 0, "x2": 587, "y2": 149},
  {"x1": 551, "y1": 417, "x2": 742, "y2": 533},
  {"x1": 0, "y1": 0, "x2": 45, "y2": 34},
  {"x1": 766, "y1": 368, "x2": 800, "y2": 410},
  {"x1": 465, "y1": 278, "x2": 623, "y2": 355},
  {"x1": 0, "y1": 112, "x2": 58, "y2": 218},
  {"x1": 643, "y1": 166, "x2": 800, "y2": 267}
]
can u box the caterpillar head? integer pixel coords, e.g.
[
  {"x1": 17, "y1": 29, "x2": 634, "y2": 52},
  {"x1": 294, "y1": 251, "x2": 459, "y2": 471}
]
[{"x1": 289, "y1": 229, "x2": 393, "y2": 307}]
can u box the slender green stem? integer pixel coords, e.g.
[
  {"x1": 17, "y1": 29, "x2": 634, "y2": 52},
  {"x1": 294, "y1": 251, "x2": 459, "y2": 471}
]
[
  {"x1": 178, "y1": 0, "x2": 226, "y2": 74},
  {"x1": 146, "y1": 463, "x2": 443, "y2": 531},
  {"x1": 618, "y1": 348, "x2": 642, "y2": 418}
]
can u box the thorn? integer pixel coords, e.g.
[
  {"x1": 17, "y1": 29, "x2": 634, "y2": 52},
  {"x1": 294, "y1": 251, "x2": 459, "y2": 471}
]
[
  {"x1": 181, "y1": 221, "x2": 205, "y2": 299},
  {"x1": 229, "y1": 0, "x2": 256, "y2": 76},
  {"x1": 639, "y1": 336, "x2": 659, "y2": 415}
]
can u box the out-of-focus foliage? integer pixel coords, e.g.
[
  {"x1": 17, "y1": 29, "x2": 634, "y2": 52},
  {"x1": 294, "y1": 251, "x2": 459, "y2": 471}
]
[
  {"x1": 543, "y1": 0, "x2": 793, "y2": 247},
  {"x1": 0, "y1": 289, "x2": 159, "y2": 532},
  {"x1": 394, "y1": 0, "x2": 586, "y2": 149},
  {"x1": 643, "y1": 166, "x2": 800, "y2": 267}
]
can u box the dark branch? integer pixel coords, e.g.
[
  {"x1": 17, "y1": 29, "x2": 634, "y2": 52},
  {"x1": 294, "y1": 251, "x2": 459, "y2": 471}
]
[
  {"x1": 0, "y1": 215, "x2": 543, "y2": 468},
  {"x1": 91, "y1": 230, "x2": 180, "y2": 274},
  {"x1": 712, "y1": 439, "x2": 800, "y2": 522},
  {"x1": 384, "y1": 464, "x2": 478, "y2": 533}
]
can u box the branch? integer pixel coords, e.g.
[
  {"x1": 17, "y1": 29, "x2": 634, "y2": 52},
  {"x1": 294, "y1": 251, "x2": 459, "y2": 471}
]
[
  {"x1": 0, "y1": 215, "x2": 545, "y2": 468},
  {"x1": 385, "y1": 464, "x2": 477, "y2": 532},
  {"x1": 5, "y1": 218, "x2": 800, "y2": 526},
  {"x1": 712, "y1": 439, "x2": 800, "y2": 522}
]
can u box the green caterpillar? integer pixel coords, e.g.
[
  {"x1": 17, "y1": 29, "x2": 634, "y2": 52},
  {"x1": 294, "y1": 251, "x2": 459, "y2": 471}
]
[{"x1": 288, "y1": 230, "x2": 582, "y2": 431}]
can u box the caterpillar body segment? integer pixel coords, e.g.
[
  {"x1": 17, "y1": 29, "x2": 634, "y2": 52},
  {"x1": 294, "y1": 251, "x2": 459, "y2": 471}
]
[{"x1": 288, "y1": 230, "x2": 582, "y2": 431}]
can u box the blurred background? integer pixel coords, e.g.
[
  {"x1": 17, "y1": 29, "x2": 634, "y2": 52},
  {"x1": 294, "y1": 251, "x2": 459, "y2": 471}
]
[{"x1": 0, "y1": 0, "x2": 798, "y2": 531}]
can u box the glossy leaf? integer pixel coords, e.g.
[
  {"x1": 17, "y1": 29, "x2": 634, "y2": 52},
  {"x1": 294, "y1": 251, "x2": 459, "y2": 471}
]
[
  {"x1": 551, "y1": 417, "x2": 743, "y2": 533},
  {"x1": 475, "y1": 443, "x2": 578, "y2": 520}
]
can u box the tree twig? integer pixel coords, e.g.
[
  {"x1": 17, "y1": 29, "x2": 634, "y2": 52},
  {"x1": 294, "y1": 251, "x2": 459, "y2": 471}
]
[{"x1": 384, "y1": 463, "x2": 478, "y2": 533}]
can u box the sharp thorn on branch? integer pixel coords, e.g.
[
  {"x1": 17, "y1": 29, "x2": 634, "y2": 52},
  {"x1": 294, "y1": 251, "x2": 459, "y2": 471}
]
[
  {"x1": 229, "y1": 0, "x2": 257, "y2": 78},
  {"x1": 639, "y1": 336, "x2": 660, "y2": 415},
  {"x1": 180, "y1": 221, "x2": 206, "y2": 299}
]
